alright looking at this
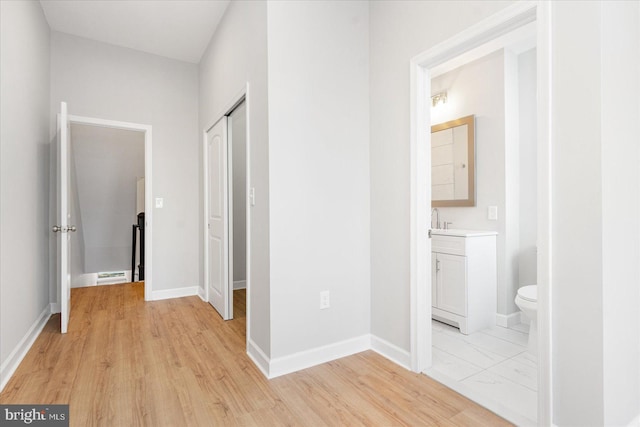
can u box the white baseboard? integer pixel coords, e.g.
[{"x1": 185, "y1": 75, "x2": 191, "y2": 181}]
[
  {"x1": 247, "y1": 338, "x2": 270, "y2": 378},
  {"x1": 245, "y1": 334, "x2": 410, "y2": 380},
  {"x1": 233, "y1": 280, "x2": 246, "y2": 290},
  {"x1": 197, "y1": 287, "x2": 206, "y2": 301},
  {"x1": 151, "y1": 286, "x2": 199, "y2": 301},
  {"x1": 268, "y1": 335, "x2": 370, "y2": 379},
  {"x1": 496, "y1": 311, "x2": 522, "y2": 328},
  {"x1": 50, "y1": 302, "x2": 60, "y2": 314},
  {"x1": 370, "y1": 334, "x2": 412, "y2": 370},
  {"x1": 0, "y1": 305, "x2": 51, "y2": 392}
]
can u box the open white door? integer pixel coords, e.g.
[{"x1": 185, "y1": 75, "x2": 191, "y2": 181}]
[
  {"x1": 206, "y1": 118, "x2": 231, "y2": 320},
  {"x1": 55, "y1": 102, "x2": 73, "y2": 333}
]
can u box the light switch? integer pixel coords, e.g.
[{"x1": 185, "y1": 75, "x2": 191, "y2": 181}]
[
  {"x1": 155, "y1": 197, "x2": 164, "y2": 209},
  {"x1": 488, "y1": 205, "x2": 498, "y2": 220}
]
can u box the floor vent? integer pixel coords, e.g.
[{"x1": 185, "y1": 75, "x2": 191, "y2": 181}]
[{"x1": 97, "y1": 271, "x2": 128, "y2": 285}]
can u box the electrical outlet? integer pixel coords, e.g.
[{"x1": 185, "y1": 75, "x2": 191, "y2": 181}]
[{"x1": 320, "y1": 290, "x2": 330, "y2": 309}]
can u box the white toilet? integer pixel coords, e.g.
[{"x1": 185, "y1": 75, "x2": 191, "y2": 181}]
[{"x1": 515, "y1": 285, "x2": 537, "y2": 356}]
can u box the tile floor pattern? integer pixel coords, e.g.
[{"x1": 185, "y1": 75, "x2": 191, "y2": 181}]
[{"x1": 430, "y1": 320, "x2": 538, "y2": 423}]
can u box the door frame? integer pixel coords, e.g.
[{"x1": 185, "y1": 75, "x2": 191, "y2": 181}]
[
  {"x1": 67, "y1": 113, "x2": 153, "y2": 300},
  {"x1": 409, "y1": 1, "x2": 552, "y2": 425},
  {"x1": 203, "y1": 85, "x2": 250, "y2": 331}
]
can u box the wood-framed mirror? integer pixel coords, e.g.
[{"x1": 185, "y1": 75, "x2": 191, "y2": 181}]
[{"x1": 431, "y1": 115, "x2": 476, "y2": 207}]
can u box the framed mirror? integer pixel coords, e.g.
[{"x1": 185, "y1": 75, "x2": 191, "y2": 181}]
[{"x1": 431, "y1": 115, "x2": 476, "y2": 207}]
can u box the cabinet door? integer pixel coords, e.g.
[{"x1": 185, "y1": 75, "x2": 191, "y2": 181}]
[
  {"x1": 431, "y1": 252, "x2": 437, "y2": 307},
  {"x1": 436, "y1": 253, "x2": 467, "y2": 316}
]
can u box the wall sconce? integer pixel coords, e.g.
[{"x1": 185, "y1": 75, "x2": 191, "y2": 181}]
[{"x1": 431, "y1": 91, "x2": 448, "y2": 107}]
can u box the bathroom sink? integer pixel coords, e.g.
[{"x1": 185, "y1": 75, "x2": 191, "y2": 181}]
[{"x1": 431, "y1": 228, "x2": 498, "y2": 237}]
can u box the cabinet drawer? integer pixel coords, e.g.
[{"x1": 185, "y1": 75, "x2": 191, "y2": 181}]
[{"x1": 432, "y1": 235, "x2": 466, "y2": 256}]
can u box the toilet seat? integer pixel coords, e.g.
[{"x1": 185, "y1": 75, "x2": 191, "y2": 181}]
[{"x1": 517, "y1": 285, "x2": 537, "y2": 302}]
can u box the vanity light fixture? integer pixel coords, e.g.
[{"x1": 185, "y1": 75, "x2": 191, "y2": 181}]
[{"x1": 431, "y1": 91, "x2": 448, "y2": 107}]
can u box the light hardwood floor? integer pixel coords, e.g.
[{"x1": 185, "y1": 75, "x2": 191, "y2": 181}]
[{"x1": 0, "y1": 283, "x2": 511, "y2": 426}]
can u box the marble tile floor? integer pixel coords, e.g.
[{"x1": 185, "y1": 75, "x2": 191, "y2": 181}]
[{"x1": 426, "y1": 320, "x2": 538, "y2": 426}]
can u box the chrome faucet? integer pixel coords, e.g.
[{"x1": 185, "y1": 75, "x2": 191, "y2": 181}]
[{"x1": 431, "y1": 207, "x2": 441, "y2": 229}]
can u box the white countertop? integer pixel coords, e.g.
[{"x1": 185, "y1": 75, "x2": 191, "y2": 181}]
[{"x1": 431, "y1": 229, "x2": 498, "y2": 237}]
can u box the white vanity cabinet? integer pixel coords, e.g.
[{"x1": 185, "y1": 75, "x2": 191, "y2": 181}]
[{"x1": 431, "y1": 230, "x2": 497, "y2": 334}]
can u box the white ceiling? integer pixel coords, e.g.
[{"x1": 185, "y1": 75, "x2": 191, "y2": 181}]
[{"x1": 40, "y1": 0, "x2": 231, "y2": 64}]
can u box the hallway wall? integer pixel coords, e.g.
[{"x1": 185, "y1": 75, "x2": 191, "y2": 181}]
[
  {"x1": 267, "y1": 0, "x2": 371, "y2": 360},
  {"x1": 0, "y1": 0, "x2": 51, "y2": 383}
]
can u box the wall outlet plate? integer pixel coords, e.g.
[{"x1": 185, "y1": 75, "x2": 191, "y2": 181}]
[
  {"x1": 320, "y1": 290, "x2": 330, "y2": 309},
  {"x1": 155, "y1": 197, "x2": 163, "y2": 208}
]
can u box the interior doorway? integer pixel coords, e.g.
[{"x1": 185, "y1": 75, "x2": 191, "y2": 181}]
[
  {"x1": 426, "y1": 38, "x2": 538, "y2": 425},
  {"x1": 66, "y1": 112, "x2": 153, "y2": 301},
  {"x1": 408, "y1": 3, "x2": 552, "y2": 426},
  {"x1": 69, "y1": 123, "x2": 145, "y2": 288}
]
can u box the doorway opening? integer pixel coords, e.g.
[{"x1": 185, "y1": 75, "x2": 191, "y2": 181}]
[
  {"x1": 66, "y1": 112, "x2": 153, "y2": 299},
  {"x1": 229, "y1": 101, "x2": 248, "y2": 320},
  {"x1": 409, "y1": 3, "x2": 552, "y2": 426},
  {"x1": 69, "y1": 123, "x2": 146, "y2": 290}
]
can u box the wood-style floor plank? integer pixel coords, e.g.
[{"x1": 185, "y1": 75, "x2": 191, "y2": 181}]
[{"x1": 0, "y1": 283, "x2": 511, "y2": 426}]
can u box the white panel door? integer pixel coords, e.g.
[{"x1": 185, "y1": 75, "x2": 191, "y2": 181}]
[
  {"x1": 56, "y1": 102, "x2": 73, "y2": 333},
  {"x1": 207, "y1": 118, "x2": 231, "y2": 320}
]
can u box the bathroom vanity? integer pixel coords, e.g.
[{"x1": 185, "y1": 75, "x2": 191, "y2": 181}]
[{"x1": 431, "y1": 229, "x2": 497, "y2": 334}]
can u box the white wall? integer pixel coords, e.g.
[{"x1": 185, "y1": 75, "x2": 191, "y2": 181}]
[
  {"x1": 551, "y1": 1, "x2": 640, "y2": 424},
  {"x1": 266, "y1": 1, "x2": 370, "y2": 358},
  {"x1": 518, "y1": 48, "x2": 537, "y2": 287},
  {"x1": 231, "y1": 102, "x2": 247, "y2": 284},
  {"x1": 551, "y1": 3, "x2": 604, "y2": 423},
  {"x1": 599, "y1": 2, "x2": 639, "y2": 425},
  {"x1": 369, "y1": 0, "x2": 514, "y2": 352},
  {"x1": 71, "y1": 124, "x2": 144, "y2": 275},
  {"x1": 50, "y1": 32, "x2": 199, "y2": 293},
  {"x1": 0, "y1": 0, "x2": 51, "y2": 375},
  {"x1": 198, "y1": 0, "x2": 271, "y2": 355}
]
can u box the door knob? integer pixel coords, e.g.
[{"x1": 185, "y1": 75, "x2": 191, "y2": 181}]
[
  {"x1": 52, "y1": 225, "x2": 62, "y2": 232},
  {"x1": 69, "y1": 226, "x2": 77, "y2": 232}
]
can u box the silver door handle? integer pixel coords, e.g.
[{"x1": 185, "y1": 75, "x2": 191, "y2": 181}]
[
  {"x1": 68, "y1": 226, "x2": 77, "y2": 232},
  {"x1": 52, "y1": 225, "x2": 62, "y2": 232}
]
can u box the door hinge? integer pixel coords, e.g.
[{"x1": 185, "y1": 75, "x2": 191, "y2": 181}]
[{"x1": 428, "y1": 229, "x2": 432, "y2": 238}]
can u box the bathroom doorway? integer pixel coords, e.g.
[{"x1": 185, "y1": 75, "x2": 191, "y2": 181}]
[{"x1": 409, "y1": 3, "x2": 552, "y2": 426}]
